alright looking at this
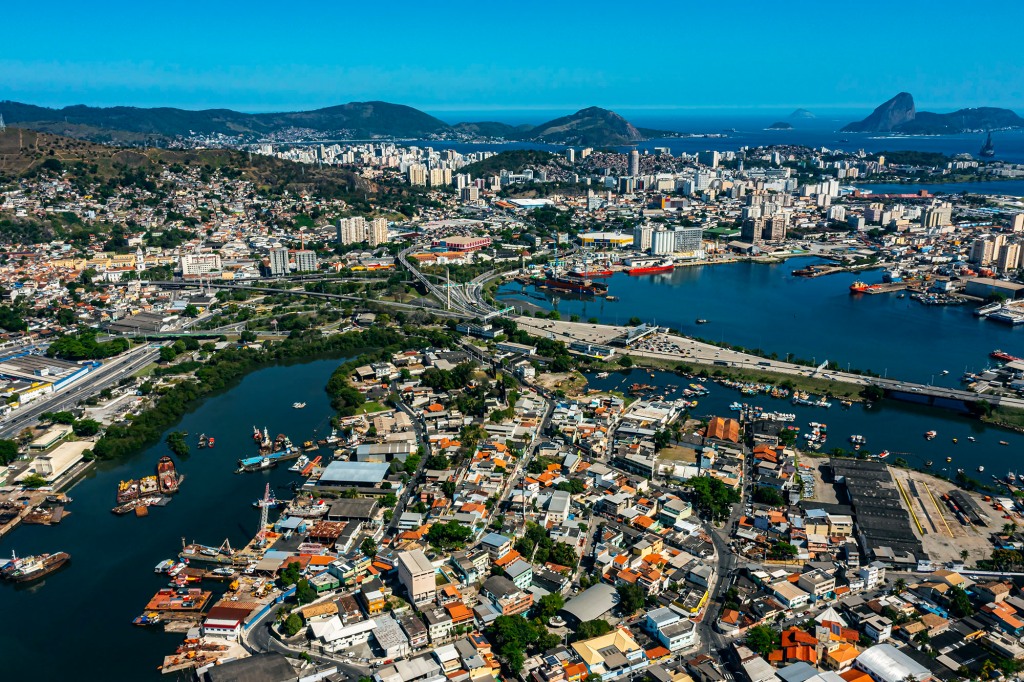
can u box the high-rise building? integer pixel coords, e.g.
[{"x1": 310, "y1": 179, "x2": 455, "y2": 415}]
[
  {"x1": 338, "y1": 217, "x2": 368, "y2": 245},
  {"x1": 294, "y1": 249, "x2": 318, "y2": 273},
  {"x1": 368, "y1": 218, "x2": 388, "y2": 247},
  {"x1": 970, "y1": 237, "x2": 995, "y2": 266},
  {"x1": 741, "y1": 218, "x2": 766, "y2": 244},
  {"x1": 1011, "y1": 213, "x2": 1024, "y2": 233},
  {"x1": 628, "y1": 149, "x2": 640, "y2": 177},
  {"x1": 997, "y1": 243, "x2": 1021, "y2": 272},
  {"x1": 921, "y1": 201, "x2": 953, "y2": 228},
  {"x1": 633, "y1": 224, "x2": 653, "y2": 252},
  {"x1": 408, "y1": 164, "x2": 427, "y2": 186},
  {"x1": 565, "y1": 148, "x2": 576, "y2": 164},
  {"x1": 397, "y1": 549, "x2": 435, "y2": 607},
  {"x1": 672, "y1": 226, "x2": 704, "y2": 254},
  {"x1": 428, "y1": 168, "x2": 447, "y2": 187},
  {"x1": 268, "y1": 247, "x2": 290, "y2": 276},
  {"x1": 698, "y1": 150, "x2": 720, "y2": 168},
  {"x1": 461, "y1": 186, "x2": 480, "y2": 202},
  {"x1": 179, "y1": 253, "x2": 222, "y2": 276},
  {"x1": 767, "y1": 214, "x2": 788, "y2": 242}
]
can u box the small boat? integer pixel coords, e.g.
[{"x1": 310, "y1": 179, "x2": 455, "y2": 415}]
[
  {"x1": 596, "y1": 372, "x2": 609, "y2": 379},
  {"x1": 198, "y1": 433, "x2": 208, "y2": 448},
  {"x1": 133, "y1": 612, "x2": 161, "y2": 627},
  {"x1": 941, "y1": 370, "x2": 949, "y2": 375},
  {"x1": 212, "y1": 567, "x2": 236, "y2": 577},
  {"x1": 878, "y1": 450, "x2": 890, "y2": 459},
  {"x1": 978, "y1": 466, "x2": 986, "y2": 473},
  {"x1": 925, "y1": 460, "x2": 933, "y2": 467},
  {"x1": 946, "y1": 456, "x2": 953, "y2": 463},
  {"x1": 1001, "y1": 441, "x2": 1011, "y2": 446},
  {"x1": 292, "y1": 402, "x2": 307, "y2": 409},
  {"x1": 207, "y1": 437, "x2": 215, "y2": 449},
  {"x1": 154, "y1": 559, "x2": 176, "y2": 573},
  {"x1": 925, "y1": 430, "x2": 937, "y2": 440},
  {"x1": 952, "y1": 438, "x2": 958, "y2": 444},
  {"x1": 695, "y1": 318, "x2": 709, "y2": 324},
  {"x1": 968, "y1": 436, "x2": 976, "y2": 442}
]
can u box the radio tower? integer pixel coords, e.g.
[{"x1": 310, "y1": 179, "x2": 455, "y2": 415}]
[{"x1": 256, "y1": 483, "x2": 271, "y2": 547}]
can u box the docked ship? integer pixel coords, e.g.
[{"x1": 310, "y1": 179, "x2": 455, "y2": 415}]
[
  {"x1": 2, "y1": 551, "x2": 71, "y2": 583},
  {"x1": 157, "y1": 456, "x2": 181, "y2": 494},
  {"x1": 980, "y1": 132, "x2": 995, "y2": 158},
  {"x1": 849, "y1": 281, "x2": 869, "y2": 293},
  {"x1": 139, "y1": 475, "x2": 159, "y2": 495},
  {"x1": 991, "y1": 349, "x2": 1021, "y2": 363},
  {"x1": 568, "y1": 266, "x2": 614, "y2": 278},
  {"x1": 180, "y1": 540, "x2": 235, "y2": 566},
  {"x1": 116, "y1": 479, "x2": 140, "y2": 504},
  {"x1": 543, "y1": 274, "x2": 608, "y2": 295},
  {"x1": 626, "y1": 260, "x2": 675, "y2": 276}
]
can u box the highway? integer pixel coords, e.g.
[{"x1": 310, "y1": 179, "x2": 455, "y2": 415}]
[{"x1": 0, "y1": 344, "x2": 163, "y2": 439}]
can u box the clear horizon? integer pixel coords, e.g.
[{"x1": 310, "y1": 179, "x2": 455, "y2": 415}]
[{"x1": 3, "y1": 1, "x2": 1023, "y2": 113}]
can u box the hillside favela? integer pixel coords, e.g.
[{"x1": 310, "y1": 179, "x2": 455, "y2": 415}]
[{"x1": 7, "y1": 4, "x2": 1024, "y2": 682}]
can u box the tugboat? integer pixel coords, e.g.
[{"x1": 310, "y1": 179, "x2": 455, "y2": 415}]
[
  {"x1": 849, "y1": 281, "x2": 869, "y2": 293},
  {"x1": 980, "y1": 132, "x2": 995, "y2": 158},
  {"x1": 157, "y1": 456, "x2": 181, "y2": 494},
  {"x1": 207, "y1": 437, "x2": 214, "y2": 449},
  {"x1": 2, "y1": 551, "x2": 71, "y2": 583}
]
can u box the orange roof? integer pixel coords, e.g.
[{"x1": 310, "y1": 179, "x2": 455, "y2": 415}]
[
  {"x1": 426, "y1": 403, "x2": 444, "y2": 412},
  {"x1": 306, "y1": 555, "x2": 335, "y2": 566},
  {"x1": 704, "y1": 416, "x2": 741, "y2": 443},
  {"x1": 782, "y1": 627, "x2": 818, "y2": 647},
  {"x1": 633, "y1": 515, "x2": 654, "y2": 529},
  {"x1": 645, "y1": 646, "x2": 670, "y2": 660},
  {"x1": 839, "y1": 671, "x2": 873, "y2": 682},
  {"x1": 494, "y1": 550, "x2": 522, "y2": 567},
  {"x1": 445, "y1": 602, "x2": 474, "y2": 623},
  {"x1": 827, "y1": 643, "x2": 859, "y2": 665}
]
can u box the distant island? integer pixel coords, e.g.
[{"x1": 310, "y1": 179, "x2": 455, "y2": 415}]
[
  {"x1": 767, "y1": 122, "x2": 793, "y2": 130},
  {"x1": 0, "y1": 100, "x2": 672, "y2": 147},
  {"x1": 789, "y1": 108, "x2": 815, "y2": 119},
  {"x1": 841, "y1": 92, "x2": 1024, "y2": 134}
]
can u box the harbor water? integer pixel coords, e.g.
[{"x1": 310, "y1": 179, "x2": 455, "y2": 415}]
[
  {"x1": 496, "y1": 256, "x2": 1021, "y2": 387},
  {"x1": 0, "y1": 357, "x2": 345, "y2": 680},
  {"x1": 584, "y1": 368, "x2": 1024, "y2": 481}
]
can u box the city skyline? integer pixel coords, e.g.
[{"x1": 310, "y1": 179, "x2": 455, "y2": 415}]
[{"x1": 3, "y1": 0, "x2": 1023, "y2": 113}]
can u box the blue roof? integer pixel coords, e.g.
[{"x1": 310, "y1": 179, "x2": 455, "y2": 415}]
[{"x1": 481, "y1": 532, "x2": 510, "y2": 548}]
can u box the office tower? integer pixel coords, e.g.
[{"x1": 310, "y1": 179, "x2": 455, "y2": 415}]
[{"x1": 461, "y1": 186, "x2": 480, "y2": 202}]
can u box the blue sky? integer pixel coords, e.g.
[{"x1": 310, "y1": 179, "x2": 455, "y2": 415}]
[{"x1": 2, "y1": 1, "x2": 1022, "y2": 116}]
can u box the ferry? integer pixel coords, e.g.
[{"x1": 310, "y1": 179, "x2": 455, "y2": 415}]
[
  {"x1": 292, "y1": 402, "x2": 307, "y2": 409},
  {"x1": 627, "y1": 260, "x2": 675, "y2": 276},
  {"x1": 157, "y1": 456, "x2": 181, "y2": 494},
  {"x1": 2, "y1": 551, "x2": 70, "y2": 583}
]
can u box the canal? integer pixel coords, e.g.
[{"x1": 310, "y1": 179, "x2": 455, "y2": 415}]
[
  {"x1": 0, "y1": 357, "x2": 345, "y2": 680},
  {"x1": 496, "y1": 257, "x2": 1020, "y2": 386},
  {"x1": 584, "y1": 368, "x2": 1024, "y2": 483}
]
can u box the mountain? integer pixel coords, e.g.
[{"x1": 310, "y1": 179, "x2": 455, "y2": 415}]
[
  {"x1": 789, "y1": 108, "x2": 815, "y2": 119},
  {"x1": 0, "y1": 100, "x2": 451, "y2": 141},
  {"x1": 0, "y1": 100, "x2": 659, "y2": 147},
  {"x1": 841, "y1": 92, "x2": 917, "y2": 132},
  {"x1": 527, "y1": 107, "x2": 645, "y2": 146},
  {"x1": 841, "y1": 93, "x2": 1024, "y2": 134}
]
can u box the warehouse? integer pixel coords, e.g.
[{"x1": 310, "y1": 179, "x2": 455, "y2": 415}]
[{"x1": 317, "y1": 462, "x2": 391, "y2": 489}]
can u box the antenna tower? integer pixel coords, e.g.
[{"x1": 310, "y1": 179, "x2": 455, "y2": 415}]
[{"x1": 257, "y1": 483, "x2": 271, "y2": 547}]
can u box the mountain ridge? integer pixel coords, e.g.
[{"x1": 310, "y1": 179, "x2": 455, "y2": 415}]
[
  {"x1": 841, "y1": 93, "x2": 1024, "y2": 134},
  {"x1": 0, "y1": 100, "x2": 661, "y2": 146}
]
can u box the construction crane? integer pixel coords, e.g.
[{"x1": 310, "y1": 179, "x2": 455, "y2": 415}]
[{"x1": 256, "y1": 483, "x2": 271, "y2": 548}]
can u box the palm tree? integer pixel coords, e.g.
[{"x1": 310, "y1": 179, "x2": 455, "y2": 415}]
[
  {"x1": 893, "y1": 577, "x2": 907, "y2": 595},
  {"x1": 1002, "y1": 522, "x2": 1017, "y2": 536},
  {"x1": 959, "y1": 549, "x2": 969, "y2": 564}
]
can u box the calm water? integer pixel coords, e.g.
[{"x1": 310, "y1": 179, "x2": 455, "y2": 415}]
[
  {"x1": 855, "y1": 181, "x2": 1024, "y2": 197},
  {"x1": 0, "y1": 358, "x2": 344, "y2": 680},
  {"x1": 586, "y1": 368, "x2": 1024, "y2": 480},
  {"x1": 414, "y1": 111, "x2": 1024, "y2": 163},
  {"x1": 497, "y1": 257, "x2": 1021, "y2": 386}
]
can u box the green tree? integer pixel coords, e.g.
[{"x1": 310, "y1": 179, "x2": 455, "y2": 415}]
[
  {"x1": 427, "y1": 520, "x2": 474, "y2": 549},
  {"x1": 158, "y1": 346, "x2": 177, "y2": 363},
  {"x1": 360, "y1": 537, "x2": 378, "y2": 558},
  {"x1": 893, "y1": 578, "x2": 906, "y2": 595},
  {"x1": 949, "y1": 585, "x2": 973, "y2": 618},
  {"x1": 183, "y1": 304, "x2": 200, "y2": 318},
  {"x1": 617, "y1": 355, "x2": 634, "y2": 368},
  {"x1": 282, "y1": 612, "x2": 304, "y2": 636},
  {"x1": 574, "y1": 619, "x2": 611, "y2": 642},
  {"x1": 534, "y1": 593, "x2": 565, "y2": 621},
  {"x1": 752, "y1": 487, "x2": 785, "y2": 506},
  {"x1": 72, "y1": 419, "x2": 102, "y2": 437},
  {"x1": 746, "y1": 625, "x2": 781, "y2": 656},
  {"x1": 295, "y1": 578, "x2": 317, "y2": 605},
  {"x1": 279, "y1": 561, "x2": 302, "y2": 587},
  {"x1": 0, "y1": 439, "x2": 19, "y2": 465},
  {"x1": 165, "y1": 431, "x2": 189, "y2": 458},
  {"x1": 21, "y1": 473, "x2": 48, "y2": 488},
  {"x1": 617, "y1": 583, "x2": 646, "y2": 615}
]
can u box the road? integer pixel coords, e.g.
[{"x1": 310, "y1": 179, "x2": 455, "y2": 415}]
[
  {"x1": 385, "y1": 400, "x2": 431, "y2": 535},
  {"x1": 0, "y1": 344, "x2": 163, "y2": 439}
]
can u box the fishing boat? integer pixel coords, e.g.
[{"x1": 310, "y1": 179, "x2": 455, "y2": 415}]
[
  {"x1": 157, "y1": 456, "x2": 181, "y2": 494},
  {"x1": 207, "y1": 437, "x2": 215, "y2": 448},
  {"x1": 292, "y1": 402, "x2": 307, "y2": 409},
  {"x1": 3, "y1": 551, "x2": 70, "y2": 583}
]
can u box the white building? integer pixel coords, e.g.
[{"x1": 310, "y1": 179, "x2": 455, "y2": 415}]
[{"x1": 180, "y1": 253, "x2": 222, "y2": 276}]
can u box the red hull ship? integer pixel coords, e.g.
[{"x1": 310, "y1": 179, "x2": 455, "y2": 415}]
[
  {"x1": 627, "y1": 264, "x2": 674, "y2": 276},
  {"x1": 157, "y1": 456, "x2": 181, "y2": 494},
  {"x1": 569, "y1": 268, "x2": 613, "y2": 278},
  {"x1": 991, "y1": 350, "x2": 1021, "y2": 363}
]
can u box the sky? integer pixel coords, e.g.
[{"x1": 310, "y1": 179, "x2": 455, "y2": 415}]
[{"x1": 2, "y1": 0, "x2": 1023, "y2": 119}]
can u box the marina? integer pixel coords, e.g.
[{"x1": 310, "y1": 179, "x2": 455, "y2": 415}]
[{"x1": 0, "y1": 357, "x2": 346, "y2": 680}]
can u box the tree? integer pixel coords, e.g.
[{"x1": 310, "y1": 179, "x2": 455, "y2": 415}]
[
  {"x1": 295, "y1": 578, "x2": 317, "y2": 605},
  {"x1": 949, "y1": 585, "x2": 973, "y2": 618},
  {"x1": 769, "y1": 542, "x2": 798, "y2": 560},
  {"x1": 752, "y1": 486, "x2": 785, "y2": 507},
  {"x1": 72, "y1": 419, "x2": 101, "y2": 437},
  {"x1": 0, "y1": 439, "x2": 19, "y2": 465},
  {"x1": 892, "y1": 578, "x2": 906, "y2": 595},
  {"x1": 282, "y1": 612, "x2": 304, "y2": 636},
  {"x1": 746, "y1": 625, "x2": 781, "y2": 656},
  {"x1": 617, "y1": 355, "x2": 633, "y2": 368},
  {"x1": 575, "y1": 619, "x2": 611, "y2": 641},
  {"x1": 686, "y1": 475, "x2": 740, "y2": 521},
  {"x1": 360, "y1": 537, "x2": 378, "y2": 558},
  {"x1": 617, "y1": 583, "x2": 646, "y2": 615},
  {"x1": 860, "y1": 384, "x2": 884, "y2": 402},
  {"x1": 21, "y1": 473, "x2": 48, "y2": 488},
  {"x1": 165, "y1": 431, "x2": 189, "y2": 458},
  {"x1": 279, "y1": 561, "x2": 302, "y2": 587},
  {"x1": 534, "y1": 593, "x2": 565, "y2": 621},
  {"x1": 427, "y1": 520, "x2": 473, "y2": 549},
  {"x1": 158, "y1": 346, "x2": 177, "y2": 363},
  {"x1": 183, "y1": 304, "x2": 200, "y2": 318},
  {"x1": 959, "y1": 549, "x2": 969, "y2": 564}
]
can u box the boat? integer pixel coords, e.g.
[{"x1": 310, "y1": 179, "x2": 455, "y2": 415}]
[
  {"x1": 212, "y1": 567, "x2": 236, "y2": 577},
  {"x1": 3, "y1": 551, "x2": 70, "y2": 583},
  {"x1": 302, "y1": 440, "x2": 318, "y2": 452},
  {"x1": 154, "y1": 559, "x2": 176, "y2": 573},
  {"x1": 252, "y1": 495, "x2": 285, "y2": 509},
  {"x1": 878, "y1": 450, "x2": 890, "y2": 459},
  {"x1": 157, "y1": 456, "x2": 181, "y2": 494},
  {"x1": 596, "y1": 372, "x2": 609, "y2": 379},
  {"x1": 207, "y1": 437, "x2": 215, "y2": 449},
  {"x1": 236, "y1": 456, "x2": 275, "y2": 473},
  {"x1": 568, "y1": 267, "x2": 614, "y2": 278},
  {"x1": 925, "y1": 460, "x2": 933, "y2": 467},
  {"x1": 952, "y1": 438, "x2": 958, "y2": 444},
  {"x1": 133, "y1": 612, "x2": 161, "y2": 626},
  {"x1": 139, "y1": 475, "x2": 159, "y2": 495},
  {"x1": 605, "y1": 295, "x2": 618, "y2": 301},
  {"x1": 116, "y1": 479, "x2": 139, "y2": 504},
  {"x1": 543, "y1": 274, "x2": 609, "y2": 295},
  {"x1": 1001, "y1": 441, "x2": 1011, "y2": 446},
  {"x1": 695, "y1": 319, "x2": 709, "y2": 324},
  {"x1": 978, "y1": 466, "x2": 986, "y2": 473},
  {"x1": 252, "y1": 426, "x2": 263, "y2": 443},
  {"x1": 849, "y1": 281, "x2": 869, "y2": 293},
  {"x1": 968, "y1": 436, "x2": 976, "y2": 442},
  {"x1": 946, "y1": 456, "x2": 953, "y2": 463},
  {"x1": 167, "y1": 561, "x2": 187, "y2": 576},
  {"x1": 288, "y1": 454, "x2": 310, "y2": 472},
  {"x1": 980, "y1": 132, "x2": 995, "y2": 158},
  {"x1": 925, "y1": 430, "x2": 937, "y2": 440},
  {"x1": 292, "y1": 402, "x2": 307, "y2": 409},
  {"x1": 198, "y1": 433, "x2": 208, "y2": 449},
  {"x1": 990, "y1": 350, "x2": 1021, "y2": 363},
  {"x1": 627, "y1": 260, "x2": 675, "y2": 276}
]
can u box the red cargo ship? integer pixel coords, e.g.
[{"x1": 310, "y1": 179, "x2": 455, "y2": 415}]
[
  {"x1": 569, "y1": 268, "x2": 614, "y2": 278},
  {"x1": 991, "y1": 349, "x2": 1021, "y2": 363},
  {"x1": 627, "y1": 262, "x2": 674, "y2": 276}
]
